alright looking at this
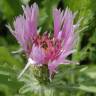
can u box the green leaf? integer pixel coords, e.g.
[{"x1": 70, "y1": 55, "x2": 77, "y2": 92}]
[
  {"x1": 0, "y1": 47, "x2": 22, "y2": 69},
  {"x1": 0, "y1": 0, "x2": 22, "y2": 22},
  {"x1": 0, "y1": 84, "x2": 12, "y2": 96},
  {"x1": 39, "y1": 0, "x2": 59, "y2": 32},
  {"x1": 21, "y1": 0, "x2": 30, "y2": 5},
  {"x1": 78, "y1": 85, "x2": 96, "y2": 93},
  {"x1": 0, "y1": 65, "x2": 24, "y2": 95},
  {"x1": 81, "y1": 65, "x2": 96, "y2": 79}
]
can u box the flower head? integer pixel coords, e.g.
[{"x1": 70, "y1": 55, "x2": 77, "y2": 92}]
[{"x1": 9, "y1": 3, "x2": 80, "y2": 78}]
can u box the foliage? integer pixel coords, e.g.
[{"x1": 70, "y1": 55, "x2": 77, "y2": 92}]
[{"x1": 0, "y1": 0, "x2": 96, "y2": 96}]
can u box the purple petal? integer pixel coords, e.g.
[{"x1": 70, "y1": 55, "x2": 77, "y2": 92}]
[
  {"x1": 9, "y1": 3, "x2": 39, "y2": 56},
  {"x1": 53, "y1": 8, "x2": 63, "y2": 38},
  {"x1": 30, "y1": 45, "x2": 45, "y2": 64},
  {"x1": 23, "y1": 3, "x2": 39, "y2": 37}
]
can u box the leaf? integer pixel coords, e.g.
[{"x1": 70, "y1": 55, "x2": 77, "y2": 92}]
[
  {"x1": 0, "y1": 0, "x2": 22, "y2": 22},
  {"x1": 78, "y1": 85, "x2": 96, "y2": 93},
  {"x1": 0, "y1": 65, "x2": 24, "y2": 95},
  {"x1": 0, "y1": 47, "x2": 22, "y2": 69},
  {"x1": 21, "y1": 0, "x2": 30, "y2": 5},
  {"x1": 39, "y1": 0, "x2": 59, "y2": 32},
  {"x1": 0, "y1": 84, "x2": 12, "y2": 96},
  {"x1": 81, "y1": 65, "x2": 96, "y2": 79}
]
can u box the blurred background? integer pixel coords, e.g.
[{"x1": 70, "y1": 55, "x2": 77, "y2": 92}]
[{"x1": 0, "y1": 0, "x2": 96, "y2": 96}]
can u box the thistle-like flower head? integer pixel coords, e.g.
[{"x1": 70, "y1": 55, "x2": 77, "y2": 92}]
[{"x1": 8, "y1": 3, "x2": 80, "y2": 78}]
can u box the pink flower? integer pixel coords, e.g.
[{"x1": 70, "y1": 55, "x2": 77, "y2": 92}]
[{"x1": 8, "y1": 3, "x2": 80, "y2": 78}]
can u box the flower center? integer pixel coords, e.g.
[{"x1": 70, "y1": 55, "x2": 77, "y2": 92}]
[{"x1": 33, "y1": 35, "x2": 62, "y2": 62}]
